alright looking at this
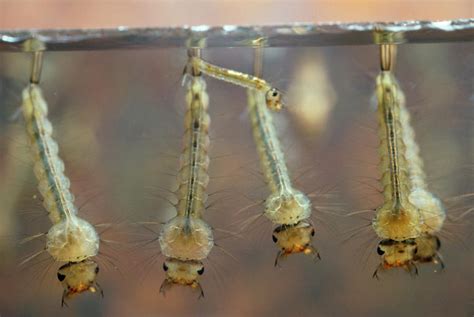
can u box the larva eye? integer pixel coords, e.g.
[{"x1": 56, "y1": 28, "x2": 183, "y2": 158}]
[
  {"x1": 267, "y1": 88, "x2": 280, "y2": 100},
  {"x1": 163, "y1": 263, "x2": 169, "y2": 272},
  {"x1": 377, "y1": 247, "x2": 385, "y2": 255},
  {"x1": 95, "y1": 266, "x2": 99, "y2": 274},
  {"x1": 57, "y1": 273, "x2": 66, "y2": 281},
  {"x1": 197, "y1": 267, "x2": 204, "y2": 275},
  {"x1": 272, "y1": 235, "x2": 278, "y2": 243},
  {"x1": 311, "y1": 229, "x2": 315, "y2": 236}
]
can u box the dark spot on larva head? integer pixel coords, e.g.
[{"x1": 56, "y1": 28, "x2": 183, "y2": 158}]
[
  {"x1": 272, "y1": 235, "x2": 278, "y2": 243},
  {"x1": 194, "y1": 120, "x2": 200, "y2": 129},
  {"x1": 57, "y1": 273, "x2": 66, "y2": 281},
  {"x1": 163, "y1": 262, "x2": 169, "y2": 272},
  {"x1": 377, "y1": 246, "x2": 385, "y2": 255},
  {"x1": 197, "y1": 267, "x2": 204, "y2": 275}
]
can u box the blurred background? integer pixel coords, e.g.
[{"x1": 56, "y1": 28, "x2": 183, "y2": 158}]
[
  {"x1": 0, "y1": 1, "x2": 473, "y2": 316},
  {"x1": 0, "y1": 0, "x2": 473, "y2": 29},
  {"x1": 0, "y1": 41, "x2": 472, "y2": 316}
]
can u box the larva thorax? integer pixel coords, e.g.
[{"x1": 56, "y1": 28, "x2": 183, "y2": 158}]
[{"x1": 158, "y1": 75, "x2": 213, "y2": 295}]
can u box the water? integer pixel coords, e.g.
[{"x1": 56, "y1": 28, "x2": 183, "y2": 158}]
[{"x1": 0, "y1": 21, "x2": 473, "y2": 316}]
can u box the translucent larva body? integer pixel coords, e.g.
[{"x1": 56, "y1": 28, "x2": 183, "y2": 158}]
[
  {"x1": 372, "y1": 47, "x2": 446, "y2": 274},
  {"x1": 189, "y1": 56, "x2": 284, "y2": 111},
  {"x1": 158, "y1": 75, "x2": 213, "y2": 297},
  {"x1": 372, "y1": 72, "x2": 423, "y2": 242},
  {"x1": 371, "y1": 70, "x2": 423, "y2": 275},
  {"x1": 21, "y1": 82, "x2": 100, "y2": 302},
  {"x1": 247, "y1": 89, "x2": 317, "y2": 265}
]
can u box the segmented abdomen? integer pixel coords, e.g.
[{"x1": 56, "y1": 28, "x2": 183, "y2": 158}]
[
  {"x1": 22, "y1": 84, "x2": 77, "y2": 224},
  {"x1": 376, "y1": 72, "x2": 412, "y2": 209},
  {"x1": 247, "y1": 90, "x2": 292, "y2": 195},
  {"x1": 175, "y1": 77, "x2": 211, "y2": 220},
  {"x1": 193, "y1": 57, "x2": 267, "y2": 91}
]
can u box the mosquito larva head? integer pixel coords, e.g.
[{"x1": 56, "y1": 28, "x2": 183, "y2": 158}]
[
  {"x1": 375, "y1": 238, "x2": 418, "y2": 273},
  {"x1": 264, "y1": 190, "x2": 311, "y2": 226},
  {"x1": 160, "y1": 258, "x2": 205, "y2": 298},
  {"x1": 265, "y1": 88, "x2": 284, "y2": 112},
  {"x1": 272, "y1": 221, "x2": 320, "y2": 266},
  {"x1": 57, "y1": 259, "x2": 102, "y2": 305},
  {"x1": 46, "y1": 217, "x2": 100, "y2": 263}
]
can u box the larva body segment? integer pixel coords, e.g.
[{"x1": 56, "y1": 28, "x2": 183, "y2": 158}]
[{"x1": 158, "y1": 75, "x2": 213, "y2": 297}]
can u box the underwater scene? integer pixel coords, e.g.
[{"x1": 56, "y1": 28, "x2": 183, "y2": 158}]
[{"x1": 0, "y1": 21, "x2": 473, "y2": 316}]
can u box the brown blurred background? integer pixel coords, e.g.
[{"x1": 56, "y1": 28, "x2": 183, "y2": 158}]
[
  {"x1": 0, "y1": 42, "x2": 472, "y2": 316},
  {"x1": 0, "y1": 0, "x2": 473, "y2": 29},
  {"x1": 0, "y1": 2, "x2": 473, "y2": 317}
]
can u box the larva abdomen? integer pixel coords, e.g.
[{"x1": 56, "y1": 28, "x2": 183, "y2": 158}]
[{"x1": 22, "y1": 85, "x2": 77, "y2": 223}]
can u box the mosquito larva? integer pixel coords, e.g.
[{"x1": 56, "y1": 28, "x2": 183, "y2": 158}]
[
  {"x1": 158, "y1": 53, "x2": 213, "y2": 298},
  {"x1": 372, "y1": 45, "x2": 423, "y2": 276},
  {"x1": 188, "y1": 54, "x2": 284, "y2": 111},
  {"x1": 372, "y1": 44, "x2": 446, "y2": 276},
  {"x1": 21, "y1": 52, "x2": 101, "y2": 305},
  {"x1": 246, "y1": 48, "x2": 317, "y2": 266}
]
